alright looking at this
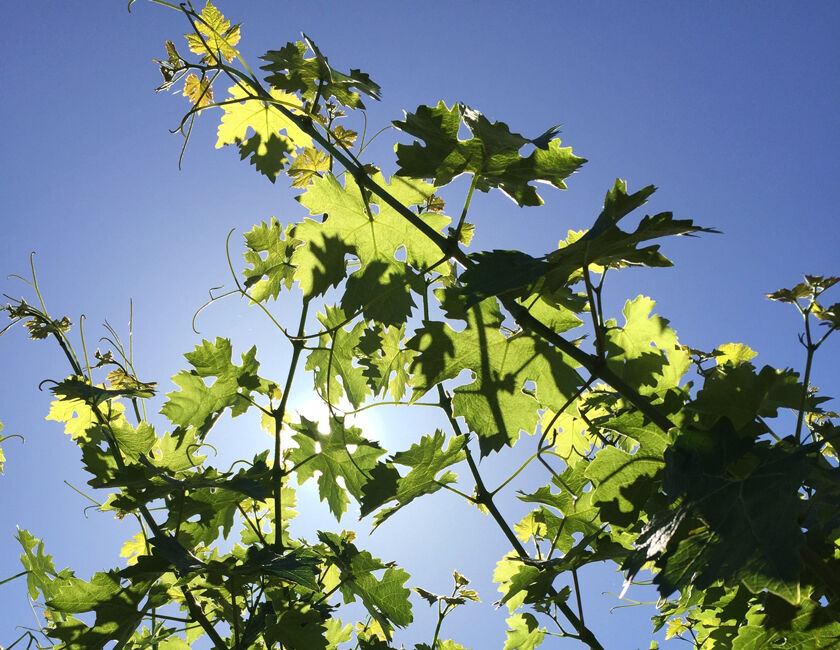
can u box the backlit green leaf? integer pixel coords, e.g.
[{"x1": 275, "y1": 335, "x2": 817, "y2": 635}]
[
  {"x1": 161, "y1": 337, "x2": 263, "y2": 435},
  {"x1": 504, "y1": 613, "x2": 545, "y2": 650},
  {"x1": 394, "y1": 102, "x2": 584, "y2": 206},
  {"x1": 242, "y1": 218, "x2": 301, "y2": 302},
  {"x1": 408, "y1": 294, "x2": 582, "y2": 455},
  {"x1": 318, "y1": 532, "x2": 412, "y2": 637},
  {"x1": 360, "y1": 431, "x2": 466, "y2": 526},
  {"x1": 289, "y1": 416, "x2": 385, "y2": 518},
  {"x1": 184, "y1": 1, "x2": 241, "y2": 63},
  {"x1": 305, "y1": 306, "x2": 370, "y2": 408},
  {"x1": 216, "y1": 84, "x2": 312, "y2": 181},
  {"x1": 261, "y1": 38, "x2": 381, "y2": 109}
]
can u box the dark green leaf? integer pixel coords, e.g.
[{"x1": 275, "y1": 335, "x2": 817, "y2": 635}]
[
  {"x1": 625, "y1": 423, "x2": 809, "y2": 603},
  {"x1": 394, "y1": 102, "x2": 585, "y2": 206},
  {"x1": 261, "y1": 38, "x2": 381, "y2": 109}
]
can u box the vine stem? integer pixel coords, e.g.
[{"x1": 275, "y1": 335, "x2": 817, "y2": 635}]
[
  {"x1": 435, "y1": 386, "x2": 604, "y2": 650},
  {"x1": 795, "y1": 303, "x2": 816, "y2": 443},
  {"x1": 582, "y1": 264, "x2": 605, "y2": 360},
  {"x1": 454, "y1": 175, "x2": 478, "y2": 240},
  {"x1": 272, "y1": 299, "x2": 309, "y2": 552},
  {"x1": 430, "y1": 600, "x2": 445, "y2": 649}
]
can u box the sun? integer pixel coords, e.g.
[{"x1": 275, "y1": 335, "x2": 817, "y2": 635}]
[{"x1": 290, "y1": 392, "x2": 381, "y2": 442}]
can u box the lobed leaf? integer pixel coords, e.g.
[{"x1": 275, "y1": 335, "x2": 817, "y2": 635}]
[
  {"x1": 289, "y1": 416, "x2": 385, "y2": 518},
  {"x1": 360, "y1": 431, "x2": 466, "y2": 527},
  {"x1": 261, "y1": 38, "x2": 381, "y2": 109},
  {"x1": 216, "y1": 84, "x2": 312, "y2": 182},
  {"x1": 394, "y1": 102, "x2": 585, "y2": 206}
]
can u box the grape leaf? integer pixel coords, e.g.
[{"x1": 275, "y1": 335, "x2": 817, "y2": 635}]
[
  {"x1": 269, "y1": 603, "x2": 330, "y2": 650},
  {"x1": 458, "y1": 180, "x2": 715, "y2": 304},
  {"x1": 161, "y1": 337, "x2": 264, "y2": 436},
  {"x1": 46, "y1": 396, "x2": 122, "y2": 445},
  {"x1": 47, "y1": 571, "x2": 154, "y2": 650},
  {"x1": 360, "y1": 431, "x2": 466, "y2": 527},
  {"x1": 493, "y1": 555, "x2": 569, "y2": 612},
  {"x1": 356, "y1": 324, "x2": 416, "y2": 402},
  {"x1": 394, "y1": 102, "x2": 585, "y2": 206},
  {"x1": 182, "y1": 73, "x2": 213, "y2": 107},
  {"x1": 242, "y1": 218, "x2": 301, "y2": 302},
  {"x1": 288, "y1": 147, "x2": 331, "y2": 188},
  {"x1": 318, "y1": 531, "x2": 413, "y2": 637},
  {"x1": 504, "y1": 613, "x2": 546, "y2": 650},
  {"x1": 545, "y1": 180, "x2": 718, "y2": 278},
  {"x1": 325, "y1": 619, "x2": 353, "y2": 648},
  {"x1": 305, "y1": 306, "x2": 371, "y2": 408},
  {"x1": 732, "y1": 597, "x2": 840, "y2": 649},
  {"x1": 458, "y1": 250, "x2": 550, "y2": 308},
  {"x1": 408, "y1": 294, "x2": 582, "y2": 455},
  {"x1": 184, "y1": 1, "x2": 241, "y2": 63},
  {"x1": 17, "y1": 529, "x2": 74, "y2": 605},
  {"x1": 604, "y1": 295, "x2": 690, "y2": 394},
  {"x1": 288, "y1": 416, "x2": 385, "y2": 518},
  {"x1": 216, "y1": 84, "x2": 312, "y2": 181},
  {"x1": 109, "y1": 418, "x2": 156, "y2": 462},
  {"x1": 625, "y1": 423, "x2": 809, "y2": 604},
  {"x1": 438, "y1": 641, "x2": 470, "y2": 650},
  {"x1": 293, "y1": 172, "x2": 448, "y2": 312},
  {"x1": 691, "y1": 363, "x2": 805, "y2": 429},
  {"x1": 585, "y1": 445, "x2": 664, "y2": 526},
  {"x1": 517, "y1": 466, "x2": 604, "y2": 555},
  {"x1": 149, "y1": 428, "x2": 207, "y2": 474},
  {"x1": 50, "y1": 376, "x2": 155, "y2": 404},
  {"x1": 261, "y1": 38, "x2": 381, "y2": 109},
  {"x1": 715, "y1": 342, "x2": 758, "y2": 366}
]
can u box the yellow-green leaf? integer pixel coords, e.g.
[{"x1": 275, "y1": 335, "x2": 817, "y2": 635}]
[
  {"x1": 184, "y1": 1, "x2": 241, "y2": 63},
  {"x1": 182, "y1": 73, "x2": 213, "y2": 107}
]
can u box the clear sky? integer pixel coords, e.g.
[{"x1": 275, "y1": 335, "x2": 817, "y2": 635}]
[{"x1": 1, "y1": 2, "x2": 838, "y2": 648}]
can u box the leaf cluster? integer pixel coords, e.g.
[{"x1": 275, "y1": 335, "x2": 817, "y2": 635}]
[{"x1": 1, "y1": 3, "x2": 838, "y2": 650}]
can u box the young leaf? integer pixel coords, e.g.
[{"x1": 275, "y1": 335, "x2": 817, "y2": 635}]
[
  {"x1": 184, "y1": 1, "x2": 241, "y2": 63},
  {"x1": 182, "y1": 73, "x2": 213, "y2": 107},
  {"x1": 288, "y1": 147, "x2": 331, "y2": 187},
  {"x1": 504, "y1": 613, "x2": 546, "y2": 650}
]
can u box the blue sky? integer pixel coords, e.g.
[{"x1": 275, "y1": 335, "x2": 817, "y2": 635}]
[{"x1": 1, "y1": 2, "x2": 838, "y2": 648}]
